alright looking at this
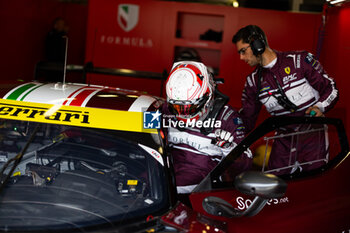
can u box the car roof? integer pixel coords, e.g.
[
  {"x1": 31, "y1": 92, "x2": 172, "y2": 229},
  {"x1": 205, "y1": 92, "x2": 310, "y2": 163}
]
[
  {"x1": 0, "y1": 82, "x2": 161, "y2": 111},
  {"x1": 0, "y1": 82, "x2": 162, "y2": 133}
]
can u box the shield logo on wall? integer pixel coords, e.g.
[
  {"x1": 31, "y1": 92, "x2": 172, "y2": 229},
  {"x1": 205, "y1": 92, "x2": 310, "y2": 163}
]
[{"x1": 117, "y1": 4, "x2": 139, "y2": 32}]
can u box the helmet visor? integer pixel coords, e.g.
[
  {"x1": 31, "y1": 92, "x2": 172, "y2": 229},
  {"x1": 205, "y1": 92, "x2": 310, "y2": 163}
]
[{"x1": 168, "y1": 94, "x2": 209, "y2": 117}]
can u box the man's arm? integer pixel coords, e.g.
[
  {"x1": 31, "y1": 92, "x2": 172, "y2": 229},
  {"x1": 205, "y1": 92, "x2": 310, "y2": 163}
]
[
  {"x1": 240, "y1": 71, "x2": 263, "y2": 133},
  {"x1": 214, "y1": 106, "x2": 252, "y2": 159},
  {"x1": 302, "y1": 52, "x2": 339, "y2": 115},
  {"x1": 214, "y1": 106, "x2": 252, "y2": 180}
]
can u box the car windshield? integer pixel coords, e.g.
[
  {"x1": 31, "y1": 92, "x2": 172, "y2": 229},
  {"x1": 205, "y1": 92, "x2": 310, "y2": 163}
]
[{"x1": 0, "y1": 119, "x2": 169, "y2": 231}]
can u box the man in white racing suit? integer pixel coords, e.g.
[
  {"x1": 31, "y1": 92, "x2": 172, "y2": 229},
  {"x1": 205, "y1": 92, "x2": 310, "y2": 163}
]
[{"x1": 162, "y1": 61, "x2": 252, "y2": 195}]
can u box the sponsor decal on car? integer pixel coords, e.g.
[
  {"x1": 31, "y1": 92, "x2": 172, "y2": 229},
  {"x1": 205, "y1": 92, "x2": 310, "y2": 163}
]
[
  {"x1": 138, "y1": 143, "x2": 164, "y2": 166},
  {"x1": 234, "y1": 196, "x2": 289, "y2": 210},
  {"x1": 0, "y1": 99, "x2": 156, "y2": 134}
]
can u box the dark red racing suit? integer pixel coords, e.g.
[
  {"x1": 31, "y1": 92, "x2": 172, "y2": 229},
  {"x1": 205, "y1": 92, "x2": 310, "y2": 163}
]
[
  {"x1": 241, "y1": 50, "x2": 338, "y2": 174},
  {"x1": 162, "y1": 103, "x2": 252, "y2": 193}
]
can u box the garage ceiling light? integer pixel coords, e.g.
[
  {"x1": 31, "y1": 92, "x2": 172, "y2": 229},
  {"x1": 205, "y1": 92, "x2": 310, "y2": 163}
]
[
  {"x1": 327, "y1": 0, "x2": 347, "y2": 4},
  {"x1": 232, "y1": 0, "x2": 239, "y2": 7}
]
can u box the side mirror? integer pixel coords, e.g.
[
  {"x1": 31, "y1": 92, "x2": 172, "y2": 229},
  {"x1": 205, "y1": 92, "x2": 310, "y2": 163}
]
[
  {"x1": 203, "y1": 171, "x2": 287, "y2": 218},
  {"x1": 234, "y1": 171, "x2": 287, "y2": 199}
]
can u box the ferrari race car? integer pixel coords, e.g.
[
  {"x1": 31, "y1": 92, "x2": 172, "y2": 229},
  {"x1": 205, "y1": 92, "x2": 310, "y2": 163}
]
[{"x1": 0, "y1": 82, "x2": 349, "y2": 233}]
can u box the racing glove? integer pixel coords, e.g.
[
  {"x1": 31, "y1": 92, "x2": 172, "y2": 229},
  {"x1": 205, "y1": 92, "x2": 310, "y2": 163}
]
[{"x1": 212, "y1": 129, "x2": 234, "y2": 149}]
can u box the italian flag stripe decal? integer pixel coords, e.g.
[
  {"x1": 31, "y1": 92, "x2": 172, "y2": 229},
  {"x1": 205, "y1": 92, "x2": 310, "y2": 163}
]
[
  {"x1": 5, "y1": 83, "x2": 37, "y2": 100},
  {"x1": 4, "y1": 83, "x2": 46, "y2": 101},
  {"x1": 19, "y1": 83, "x2": 46, "y2": 101}
]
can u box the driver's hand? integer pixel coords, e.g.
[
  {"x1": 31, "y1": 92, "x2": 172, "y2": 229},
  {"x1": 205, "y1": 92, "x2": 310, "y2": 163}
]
[{"x1": 212, "y1": 129, "x2": 234, "y2": 148}]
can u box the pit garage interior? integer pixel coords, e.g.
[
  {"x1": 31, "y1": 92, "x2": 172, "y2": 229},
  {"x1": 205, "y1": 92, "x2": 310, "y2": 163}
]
[
  {"x1": 0, "y1": 0, "x2": 349, "y2": 136},
  {"x1": 0, "y1": 1, "x2": 350, "y2": 232}
]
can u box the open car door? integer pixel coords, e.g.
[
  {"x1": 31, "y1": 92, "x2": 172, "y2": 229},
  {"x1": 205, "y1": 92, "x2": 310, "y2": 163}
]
[{"x1": 162, "y1": 116, "x2": 350, "y2": 233}]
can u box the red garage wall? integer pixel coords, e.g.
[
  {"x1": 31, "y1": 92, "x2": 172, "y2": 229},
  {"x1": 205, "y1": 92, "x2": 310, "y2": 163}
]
[
  {"x1": 0, "y1": 0, "x2": 87, "y2": 83},
  {"x1": 85, "y1": 0, "x2": 321, "y2": 107},
  {"x1": 319, "y1": 2, "x2": 350, "y2": 137},
  {"x1": 85, "y1": 0, "x2": 323, "y2": 130}
]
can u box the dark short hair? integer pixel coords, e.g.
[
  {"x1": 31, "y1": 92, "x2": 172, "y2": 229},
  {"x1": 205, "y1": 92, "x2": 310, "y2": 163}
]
[{"x1": 232, "y1": 25, "x2": 268, "y2": 47}]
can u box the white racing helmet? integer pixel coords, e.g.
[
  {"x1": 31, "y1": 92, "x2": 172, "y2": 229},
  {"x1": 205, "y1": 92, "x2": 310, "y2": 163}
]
[{"x1": 166, "y1": 61, "x2": 215, "y2": 122}]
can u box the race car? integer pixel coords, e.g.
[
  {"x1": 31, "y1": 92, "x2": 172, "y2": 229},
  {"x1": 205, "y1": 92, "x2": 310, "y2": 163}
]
[
  {"x1": 0, "y1": 82, "x2": 174, "y2": 232},
  {"x1": 0, "y1": 81, "x2": 349, "y2": 233}
]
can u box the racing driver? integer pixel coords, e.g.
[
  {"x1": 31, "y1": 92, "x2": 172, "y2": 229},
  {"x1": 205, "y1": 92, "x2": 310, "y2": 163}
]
[{"x1": 162, "y1": 61, "x2": 252, "y2": 198}]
